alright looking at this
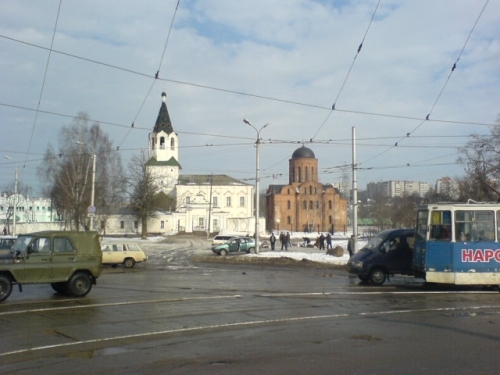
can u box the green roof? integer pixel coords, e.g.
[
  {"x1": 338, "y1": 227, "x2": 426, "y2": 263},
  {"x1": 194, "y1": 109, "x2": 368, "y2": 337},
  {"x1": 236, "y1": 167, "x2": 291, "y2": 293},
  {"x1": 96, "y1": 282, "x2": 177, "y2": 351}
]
[
  {"x1": 178, "y1": 174, "x2": 251, "y2": 186},
  {"x1": 146, "y1": 156, "x2": 182, "y2": 169}
]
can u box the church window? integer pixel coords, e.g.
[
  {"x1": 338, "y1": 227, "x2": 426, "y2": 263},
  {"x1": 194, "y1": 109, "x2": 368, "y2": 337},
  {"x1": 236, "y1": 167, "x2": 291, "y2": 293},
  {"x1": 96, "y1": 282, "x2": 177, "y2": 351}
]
[
  {"x1": 287, "y1": 216, "x2": 291, "y2": 224},
  {"x1": 240, "y1": 197, "x2": 245, "y2": 207},
  {"x1": 199, "y1": 217, "x2": 204, "y2": 226},
  {"x1": 298, "y1": 167, "x2": 301, "y2": 182},
  {"x1": 315, "y1": 201, "x2": 319, "y2": 209},
  {"x1": 186, "y1": 196, "x2": 190, "y2": 204},
  {"x1": 226, "y1": 197, "x2": 232, "y2": 207},
  {"x1": 213, "y1": 196, "x2": 218, "y2": 207},
  {"x1": 305, "y1": 167, "x2": 309, "y2": 181},
  {"x1": 120, "y1": 221, "x2": 124, "y2": 229},
  {"x1": 161, "y1": 221, "x2": 164, "y2": 229},
  {"x1": 303, "y1": 201, "x2": 307, "y2": 209},
  {"x1": 329, "y1": 216, "x2": 332, "y2": 224},
  {"x1": 287, "y1": 200, "x2": 291, "y2": 209},
  {"x1": 329, "y1": 200, "x2": 332, "y2": 209},
  {"x1": 160, "y1": 137, "x2": 165, "y2": 149},
  {"x1": 309, "y1": 201, "x2": 313, "y2": 209},
  {"x1": 309, "y1": 186, "x2": 312, "y2": 194},
  {"x1": 170, "y1": 137, "x2": 175, "y2": 150}
]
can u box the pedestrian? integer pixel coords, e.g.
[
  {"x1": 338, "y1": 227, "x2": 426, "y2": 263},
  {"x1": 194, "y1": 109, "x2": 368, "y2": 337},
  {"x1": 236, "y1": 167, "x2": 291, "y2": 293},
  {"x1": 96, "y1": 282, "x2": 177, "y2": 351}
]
[
  {"x1": 326, "y1": 233, "x2": 332, "y2": 250},
  {"x1": 2, "y1": 227, "x2": 6, "y2": 235},
  {"x1": 285, "y1": 232, "x2": 291, "y2": 250},
  {"x1": 319, "y1": 233, "x2": 325, "y2": 250},
  {"x1": 347, "y1": 235, "x2": 355, "y2": 257},
  {"x1": 279, "y1": 232, "x2": 285, "y2": 251},
  {"x1": 269, "y1": 233, "x2": 276, "y2": 251}
]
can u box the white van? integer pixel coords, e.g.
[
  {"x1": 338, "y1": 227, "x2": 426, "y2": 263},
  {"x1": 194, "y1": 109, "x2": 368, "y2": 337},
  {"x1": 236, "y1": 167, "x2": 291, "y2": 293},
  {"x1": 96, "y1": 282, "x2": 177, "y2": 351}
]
[{"x1": 211, "y1": 235, "x2": 235, "y2": 246}]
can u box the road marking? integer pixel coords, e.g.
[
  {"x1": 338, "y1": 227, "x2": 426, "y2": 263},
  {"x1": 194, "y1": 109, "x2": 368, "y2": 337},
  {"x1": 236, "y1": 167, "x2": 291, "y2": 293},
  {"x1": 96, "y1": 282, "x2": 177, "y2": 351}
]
[
  {"x1": 0, "y1": 295, "x2": 243, "y2": 316},
  {"x1": 1, "y1": 304, "x2": 500, "y2": 358}
]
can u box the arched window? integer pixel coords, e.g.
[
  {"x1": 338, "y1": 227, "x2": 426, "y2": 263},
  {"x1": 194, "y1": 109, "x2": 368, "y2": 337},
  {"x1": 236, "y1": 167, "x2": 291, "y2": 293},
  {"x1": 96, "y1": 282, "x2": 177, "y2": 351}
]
[
  {"x1": 303, "y1": 201, "x2": 307, "y2": 209},
  {"x1": 305, "y1": 166, "x2": 309, "y2": 181},
  {"x1": 298, "y1": 167, "x2": 301, "y2": 182},
  {"x1": 160, "y1": 137, "x2": 165, "y2": 149},
  {"x1": 170, "y1": 137, "x2": 175, "y2": 150}
]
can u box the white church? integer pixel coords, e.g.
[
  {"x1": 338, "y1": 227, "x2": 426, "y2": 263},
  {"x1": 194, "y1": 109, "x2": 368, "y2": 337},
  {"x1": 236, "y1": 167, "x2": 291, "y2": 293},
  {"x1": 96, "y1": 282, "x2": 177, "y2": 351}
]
[{"x1": 105, "y1": 92, "x2": 260, "y2": 236}]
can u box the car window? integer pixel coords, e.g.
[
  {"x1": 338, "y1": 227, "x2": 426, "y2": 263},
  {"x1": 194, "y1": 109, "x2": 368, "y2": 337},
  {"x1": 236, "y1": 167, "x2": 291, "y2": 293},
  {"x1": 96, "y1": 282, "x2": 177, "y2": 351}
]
[
  {"x1": 54, "y1": 238, "x2": 74, "y2": 253},
  {"x1": 32, "y1": 238, "x2": 51, "y2": 253},
  {"x1": 127, "y1": 243, "x2": 141, "y2": 251},
  {"x1": 112, "y1": 245, "x2": 120, "y2": 252}
]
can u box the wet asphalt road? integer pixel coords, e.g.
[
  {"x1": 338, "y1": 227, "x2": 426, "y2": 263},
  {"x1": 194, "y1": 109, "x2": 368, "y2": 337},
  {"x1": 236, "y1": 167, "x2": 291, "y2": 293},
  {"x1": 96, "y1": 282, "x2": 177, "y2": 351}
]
[{"x1": 0, "y1": 236, "x2": 499, "y2": 375}]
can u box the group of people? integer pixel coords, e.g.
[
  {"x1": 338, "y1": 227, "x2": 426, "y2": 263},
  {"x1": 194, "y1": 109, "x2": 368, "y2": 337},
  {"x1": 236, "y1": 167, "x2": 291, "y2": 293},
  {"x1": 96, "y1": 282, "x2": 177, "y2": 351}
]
[
  {"x1": 315, "y1": 233, "x2": 333, "y2": 250},
  {"x1": 269, "y1": 231, "x2": 356, "y2": 257},
  {"x1": 269, "y1": 232, "x2": 291, "y2": 251}
]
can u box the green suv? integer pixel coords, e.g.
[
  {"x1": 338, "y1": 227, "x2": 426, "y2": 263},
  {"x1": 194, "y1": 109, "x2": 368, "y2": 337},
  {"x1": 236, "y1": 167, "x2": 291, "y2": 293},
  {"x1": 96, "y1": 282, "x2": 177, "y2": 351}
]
[{"x1": 0, "y1": 231, "x2": 102, "y2": 302}]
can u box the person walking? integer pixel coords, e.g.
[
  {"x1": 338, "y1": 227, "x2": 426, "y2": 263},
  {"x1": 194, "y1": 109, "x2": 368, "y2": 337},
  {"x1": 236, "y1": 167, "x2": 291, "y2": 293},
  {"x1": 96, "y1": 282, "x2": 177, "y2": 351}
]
[
  {"x1": 279, "y1": 232, "x2": 285, "y2": 251},
  {"x1": 347, "y1": 235, "x2": 355, "y2": 257},
  {"x1": 326, "y1": 233, "x2": 332, "y2": 250},
  {"x1": 269, "y1": 233, "x2": 276, "y2": 251},
  {"x1": 319, "y1": 233, "x2": 325, "y2": 251},
  {"x1": 285, "y1": 232, "x2": 291, "y2": 249}
]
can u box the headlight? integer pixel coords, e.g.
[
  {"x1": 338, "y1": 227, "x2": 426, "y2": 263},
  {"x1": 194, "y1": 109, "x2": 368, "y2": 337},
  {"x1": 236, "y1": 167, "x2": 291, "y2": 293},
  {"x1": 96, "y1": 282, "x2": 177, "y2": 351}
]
[{"x1": 349, "y1": 261, "x2": 363, "y2": 269}]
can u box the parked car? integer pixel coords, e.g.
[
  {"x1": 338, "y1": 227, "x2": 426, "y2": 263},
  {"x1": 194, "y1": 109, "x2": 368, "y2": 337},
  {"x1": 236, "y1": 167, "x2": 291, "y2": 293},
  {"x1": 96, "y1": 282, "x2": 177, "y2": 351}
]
[
  {"x1": 101, "y1": 242, "x2": 148, "y2": 268},
  {"x1": 346, "y1": 229, "x2": 415, "y2": 285},
  {"x1": 212, "y1": 234, "x2": 238, "y2": 246},
  {"x1": 212, "y1": 237, "x2": 256, "y2": 256},
  {"x1": 0, "y1": 231, "x2": 102, "y2": 302}
]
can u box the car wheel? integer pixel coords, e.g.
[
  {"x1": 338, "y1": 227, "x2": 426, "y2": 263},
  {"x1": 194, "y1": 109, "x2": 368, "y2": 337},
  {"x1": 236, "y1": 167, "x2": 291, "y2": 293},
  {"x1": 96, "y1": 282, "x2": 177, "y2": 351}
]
[
  {"x1": 369, "y1": 268, "x2": 387, "y2": 286},
  {"x1": 358, "y1": 275, "x2": 369, "y2": 283},
  {"x1": 124, "y1": 258, "x2": 136, "y2": 268},
  {"x1": 51, "y1": 282, "x2": 67, "y2": 294},
  {"x1": 67, "y1": 272, "x2": 92, "y2": 297},
  {"x1": 219, "y1": 249, "x2": 228, "y2": 256},
  {"x1": 247, "y1": 247, "x2": 255, "y2": 254},
  {"x1": 0, "y1": 275, "x2": 13, "y2": 302}
]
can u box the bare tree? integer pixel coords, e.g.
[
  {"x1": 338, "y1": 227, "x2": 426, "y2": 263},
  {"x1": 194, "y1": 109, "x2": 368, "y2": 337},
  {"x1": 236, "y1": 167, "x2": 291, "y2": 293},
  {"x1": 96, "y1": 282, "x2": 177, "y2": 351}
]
[
  {"x1": 127, "y1": 151, "x2": 174, "y2": 239},
  {"x1": 1, "y1": 176, "x2": 32, "y2": 234},
  {"x1": 38, "y1": 113, "x2": 125, "y2": 231},
  {"x1": 390, "y1": 194, "x2": 421, "y2": 228},
  {"x1": 458, "y1": 119, "x2": 500, "y2": 201}
]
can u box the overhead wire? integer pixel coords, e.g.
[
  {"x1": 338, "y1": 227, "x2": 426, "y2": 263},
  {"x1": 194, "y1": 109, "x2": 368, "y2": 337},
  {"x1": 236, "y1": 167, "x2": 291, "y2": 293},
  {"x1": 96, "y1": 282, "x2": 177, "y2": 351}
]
[
  {"x1": 116, "y1": 0, "x2": 182, "y2": 149},
  {"x1": 0, "y1": 2, "x2": 495, "y2": 188},
  {"x1": 0, "y1": 34, "x2": 497, "y2": 128},
  {"x1": 21, "y1": 0, "x2": 63, "y2": 179},
  {"x1": 360, "y1": 0, "x2": 491, "y2": 166},
  {"x1": 310, "y1": 0, "x2": 381, "y2": 141}
]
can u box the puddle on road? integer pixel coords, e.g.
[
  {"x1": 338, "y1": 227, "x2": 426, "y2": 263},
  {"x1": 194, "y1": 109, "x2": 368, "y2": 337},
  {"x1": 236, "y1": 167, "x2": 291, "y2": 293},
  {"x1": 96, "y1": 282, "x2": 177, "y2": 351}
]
[{"x1": 65, "y1": 346, "x2": 135, "y2": 359}]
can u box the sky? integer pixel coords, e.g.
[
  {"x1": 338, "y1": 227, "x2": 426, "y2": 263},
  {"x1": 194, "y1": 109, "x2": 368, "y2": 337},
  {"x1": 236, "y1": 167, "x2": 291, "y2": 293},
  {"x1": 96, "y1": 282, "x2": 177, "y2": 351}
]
[{"x1": 1, "y1": 0, "x2": 499, "y2": 196}]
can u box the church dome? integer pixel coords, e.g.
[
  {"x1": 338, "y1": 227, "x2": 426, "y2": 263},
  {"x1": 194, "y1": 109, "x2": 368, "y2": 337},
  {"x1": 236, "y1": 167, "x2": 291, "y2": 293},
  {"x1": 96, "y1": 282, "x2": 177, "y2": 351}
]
[{"x1": 291, "y1": 146, "x2": 315, "y2": 159}]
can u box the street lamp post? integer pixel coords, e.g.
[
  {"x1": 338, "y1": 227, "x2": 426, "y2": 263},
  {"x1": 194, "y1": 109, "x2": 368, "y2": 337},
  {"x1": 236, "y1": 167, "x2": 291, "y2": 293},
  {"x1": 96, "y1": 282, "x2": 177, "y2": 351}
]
[
  {"x1": 76, "y1": 142, "x2": 96, "y2": 231},
  {"x1": 243, "y1": 119, "x2": 269, "y2": 254},
  {"x1": 4, "y1": 156, "x2": 18, "y2": 236}
]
